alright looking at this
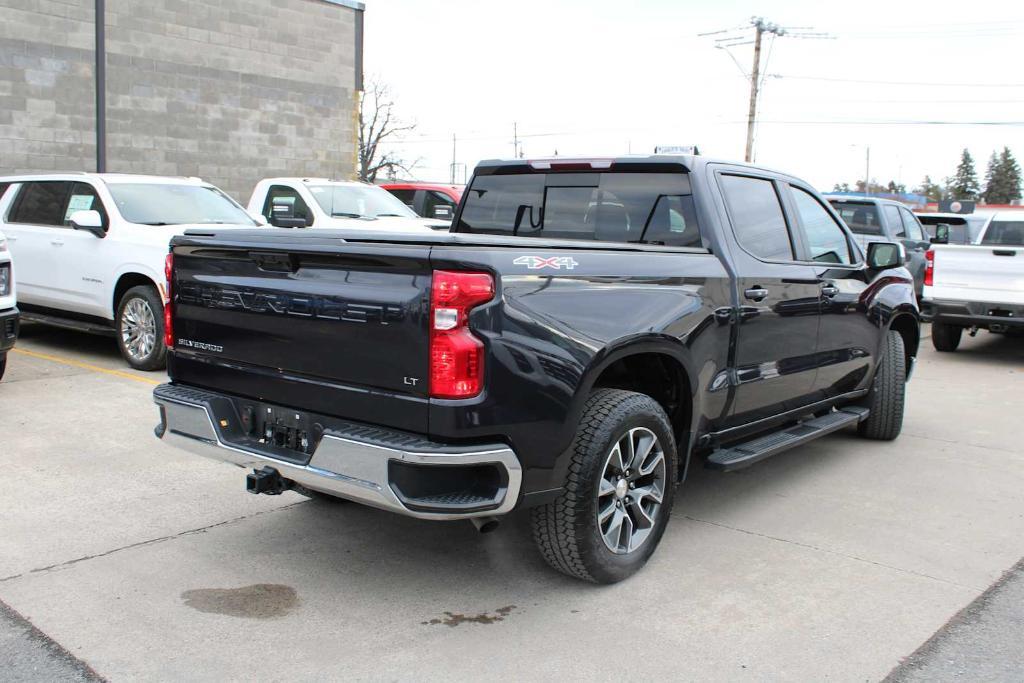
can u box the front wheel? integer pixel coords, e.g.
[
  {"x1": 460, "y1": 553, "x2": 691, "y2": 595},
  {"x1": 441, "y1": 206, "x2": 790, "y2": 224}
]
[
  {"x1": 116, "y1": 285, "x2": 167, "y2": 371},
  {"x1": 858, "y1": 330, "x2": 906, "y2": 441},
  {"x1": 931, "y1": 322, "x2": 962, "y2": 352},
  {"x1": 0, "y1": 353, "x2": 6, "y2": 381},
  {"x1": 531, "y1": 389, "x2": 678, "y2": 584}
]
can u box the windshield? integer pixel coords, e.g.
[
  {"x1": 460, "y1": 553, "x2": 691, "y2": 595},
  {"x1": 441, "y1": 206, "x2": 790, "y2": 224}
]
[
  {"x1": 981, "y1": 221, "x2": 1024, "y2": 247},
  {"x1": 107, "y1": 183, "x2": 256, "y2": 226},
  {"x1": 829, "y1": 201, "x2": 883, "y2": 236},
  {"x1": 308, "y1": 184, "x2": 417, "y2": 219}
]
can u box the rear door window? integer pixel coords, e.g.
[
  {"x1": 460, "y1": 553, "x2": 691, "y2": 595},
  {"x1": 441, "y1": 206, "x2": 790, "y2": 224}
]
[
  {"x1": 457, "y1": 171, "x2": 700, "y2": 247},
  {"x1": 720, "y1": 174, "x2": 794, "y2": 261},
  {"x1": 898, "y1": 208, "x2": 924, "y2": 241},
  {"x1": 9, "y1": 181, "x2": 73, "y2": 226},
  {"x1": 883, "y1": 205, "x2": 905, "y2": 238},
  {"x1": 981, "y1": 221, "x2": 1024, "y2": 246}
]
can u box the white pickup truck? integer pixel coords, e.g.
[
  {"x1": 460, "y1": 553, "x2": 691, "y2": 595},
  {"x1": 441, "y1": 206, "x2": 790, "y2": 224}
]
[
  {"x1": 0, "y1": 173, "x2": 261, "y2": 370},
  {"x1": 246, "y1": 178, "x2": 449, "y2": 233},
  {"x1": 0, "y1": 229, "x2": 17, "y2": 380},
  {"x1": 922, "y1": 212, "x2": 1024, "y2": 351}
]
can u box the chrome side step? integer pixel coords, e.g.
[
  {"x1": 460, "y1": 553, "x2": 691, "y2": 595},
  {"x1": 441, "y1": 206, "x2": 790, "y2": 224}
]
[{"x1": 706, "y1": 407, "x2": 869, "y2": 472}]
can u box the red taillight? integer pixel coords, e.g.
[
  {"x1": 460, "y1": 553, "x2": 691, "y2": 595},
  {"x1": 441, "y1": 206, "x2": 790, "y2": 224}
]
[
  {"x1": 429, "y1": 270, "x2": 494, "y2": 399},
  {"x1": 164, "y1": 253, "x2": 174, "y2": 349},
  {"x1": 924, "y1": 249, "x2": 934, "y2": 287}
]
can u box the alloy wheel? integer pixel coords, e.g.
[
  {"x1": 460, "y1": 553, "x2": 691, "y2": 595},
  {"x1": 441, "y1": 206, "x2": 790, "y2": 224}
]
[
  {"x1": 121, "y1": 297, "x2": 157, "y2": 361},
  {"x1": 597, "y1": 426, "x2": 667, "y2": 554}
]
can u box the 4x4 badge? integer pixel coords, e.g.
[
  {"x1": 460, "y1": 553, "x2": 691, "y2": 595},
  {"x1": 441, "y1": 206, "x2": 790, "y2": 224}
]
[{"x1": 513, "y1": 255, "x2": 579, "y2": 270}]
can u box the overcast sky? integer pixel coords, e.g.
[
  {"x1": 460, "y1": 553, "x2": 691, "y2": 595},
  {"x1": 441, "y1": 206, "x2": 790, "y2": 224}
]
[{"x1": 363, "y1": 0, "x2": 1024, "y2": 192}]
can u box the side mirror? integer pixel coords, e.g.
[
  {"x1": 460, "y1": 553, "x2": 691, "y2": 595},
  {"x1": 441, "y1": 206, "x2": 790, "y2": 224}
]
[
  {"x1": 931, "y1": 223, "x2": 950, "y2": 244},
  {"x1": 866, "y1": 241, "x2": 904, "y2": 269},
  {"x1": 431, "y1": 205, "x2": 454, "y2": 221},
  {"x1": 69, "y1": 210, "x2": 106, "y2": 238}
]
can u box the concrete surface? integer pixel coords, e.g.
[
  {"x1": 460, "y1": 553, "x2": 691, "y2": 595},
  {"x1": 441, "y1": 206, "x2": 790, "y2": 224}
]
[{"x1": 0, "y1": 322, "x2": 1022, "y2": 681}]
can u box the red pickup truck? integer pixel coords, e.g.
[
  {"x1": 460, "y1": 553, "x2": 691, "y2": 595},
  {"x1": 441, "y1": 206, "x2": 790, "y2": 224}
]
[{"x1": 380, "y1": 182, "x2": 463, "y2": 221}]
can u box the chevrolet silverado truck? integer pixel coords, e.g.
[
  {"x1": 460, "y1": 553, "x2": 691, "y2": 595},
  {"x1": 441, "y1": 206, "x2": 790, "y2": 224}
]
[
  {"x1": 154, "y1": 156, "x2": 920, "y2": 583},
  {"x1": 922, "y1": 212, "x2": 1024, "y2": 351},
  {"x1": 247, "y1": 178, "x2": 449, "y2": 233}
]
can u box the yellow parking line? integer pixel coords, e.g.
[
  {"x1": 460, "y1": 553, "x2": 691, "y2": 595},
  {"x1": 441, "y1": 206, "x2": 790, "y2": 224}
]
[{"x1": 11, "y1": 348, "x2": 162, "y2": 386}]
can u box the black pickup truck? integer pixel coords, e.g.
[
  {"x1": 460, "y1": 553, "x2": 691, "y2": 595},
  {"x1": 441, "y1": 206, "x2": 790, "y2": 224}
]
[{"x1": 153, "y1": 156, "x2": 920, "y2": 583}]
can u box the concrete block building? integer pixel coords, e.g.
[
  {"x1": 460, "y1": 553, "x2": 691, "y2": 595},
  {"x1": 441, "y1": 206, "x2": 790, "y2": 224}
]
[{"x1": 0, "y1": 0, "x2": 363, "y2": 199}]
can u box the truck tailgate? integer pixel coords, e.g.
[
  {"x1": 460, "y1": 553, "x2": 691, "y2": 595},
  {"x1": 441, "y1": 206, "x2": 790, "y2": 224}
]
[
  {"x1": 169, "y1": 237, "x2": 432, "y2": 433},
  {"x1": 929, "y1": 245, "x2": 1024, "y2": 305}
]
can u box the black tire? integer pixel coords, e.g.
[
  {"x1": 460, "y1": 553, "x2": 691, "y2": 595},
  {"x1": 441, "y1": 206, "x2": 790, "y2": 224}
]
[
  {"x1": 858, "y1": 330, "x2": 906, "y2": 441},
  {"x1": 0, "y1": 353, "x2": 6, "y2": 381},
  {"x1": 931, "y1": 322, "x2": 962, "y2": 352},
  {"x1": 116, "y1": 285, "x2": 167, "y2": 371},
  {"x1": 531, "y1": 389, "x2": 678, "y2": 584}
]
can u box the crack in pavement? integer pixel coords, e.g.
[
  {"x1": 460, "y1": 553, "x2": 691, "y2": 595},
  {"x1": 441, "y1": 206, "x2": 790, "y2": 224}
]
[
  {"x1": 682, "y1": 515, "x2": 985, "y2": 592},
  {"x1": 0, "y1": 502, "x2": 306, "y2": 584},
  {"x1": 901, "y1": 430, "x2": 1021, "y2": 456}
]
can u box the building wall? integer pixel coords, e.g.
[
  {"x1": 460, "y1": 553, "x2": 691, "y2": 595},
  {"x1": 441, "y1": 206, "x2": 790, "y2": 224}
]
[{"x1": 0, "y1": 0, "x2": 360, "y2": 200}]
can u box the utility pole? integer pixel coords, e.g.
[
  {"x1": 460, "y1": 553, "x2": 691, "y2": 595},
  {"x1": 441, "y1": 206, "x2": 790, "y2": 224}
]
[
  {"x1": 864, "y1": 146, "x2": 871, "y2": 196},
  {"x1": 512, "y1": 122, "x2": 519, "y2": 159},
  {"x1": 450, "y1": 133, "x2": 457, "y2": 184},
  {"x1": 95, "y1": 0, "x2": 106, "y2": 172},
  {"x1": 744, "y1": 17, "x2": 785, "y2": 162}
]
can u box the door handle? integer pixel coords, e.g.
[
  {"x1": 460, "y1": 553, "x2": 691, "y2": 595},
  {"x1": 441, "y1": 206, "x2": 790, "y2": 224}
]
[
  {"x1": 744, "y1": 287, "x2": 769, "y2": 302},
  {"x1": 820, "y1": 284, "x2": 839, "y2": 298},
  {"x1": 51, "y1": 240, "x2": 64, "y2": 246}
]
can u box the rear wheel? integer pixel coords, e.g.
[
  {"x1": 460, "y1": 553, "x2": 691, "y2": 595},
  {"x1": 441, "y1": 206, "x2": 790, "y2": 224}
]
[
  {"x1": 858, "y1": 330, "x2": 906, "y2": 441},
  {"x1": 531, "y1": 389, "x2": 678, "y2": 584},
  {"x1": 0, "y1": 353, "x2": 6, "y2": 381},
  {"x1": 931, "y1": 322, "x2": 962, "y2": 352},
  {"x1": 116, "y1": 285, "x2": 167, "y2": 371}
]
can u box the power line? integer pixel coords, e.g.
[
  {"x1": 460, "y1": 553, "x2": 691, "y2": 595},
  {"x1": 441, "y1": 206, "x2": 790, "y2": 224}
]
[{"x1": 771, "y1": 74, "x2": 1024, "y2": 88}]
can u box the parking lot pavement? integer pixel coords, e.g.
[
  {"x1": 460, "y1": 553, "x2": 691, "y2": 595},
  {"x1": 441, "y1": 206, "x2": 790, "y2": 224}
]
[{"x1": 1, "y1": 323, "x2": 1022, "y2": 681}]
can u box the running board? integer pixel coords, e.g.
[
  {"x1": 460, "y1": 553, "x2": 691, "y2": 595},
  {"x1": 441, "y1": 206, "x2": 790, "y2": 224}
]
[
  {"x1": 706, "y1": 407, "x2": 869, "y2": 472},
  {"x1": 19, "y1": 310, "x2": 116, "y2": 336}
]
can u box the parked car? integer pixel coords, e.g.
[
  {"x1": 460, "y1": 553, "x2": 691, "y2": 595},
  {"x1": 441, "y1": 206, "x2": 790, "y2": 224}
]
[
  {"x1": 914, "y1": 211, "x2": 990, "y2": 246},
  {"x1": 154, "y1": 156, "x2": 919, "y2": 583},
  {"x1": 0, "y1": 230, "x2": 17, "y2": 381},
  {"x1": 922, "y1": 213, "x2": 1024, "y2": 351},
  {"x1": 380, "y1": 182, "x2": 464, "y2": 221},
  {"x1": 826, "y1": 195, "x2": 931, "y2": 297},
  {"x1": 247, "y1": 178, "x2": 449, "y2": 232},
  {"x1": 0, "y1": 173, "x2": 261, "y2": 370}
]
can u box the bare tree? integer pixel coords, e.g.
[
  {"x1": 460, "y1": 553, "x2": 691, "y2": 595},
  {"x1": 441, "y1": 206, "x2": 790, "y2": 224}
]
[{"x1": 358, "y1": 78, "x2": 417, "y2": 182}]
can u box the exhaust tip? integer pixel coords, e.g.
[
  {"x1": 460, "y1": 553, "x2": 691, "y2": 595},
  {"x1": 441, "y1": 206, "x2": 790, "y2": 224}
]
[{"x1": 471, "y1": 517, "x2": 500, "y2": 534}]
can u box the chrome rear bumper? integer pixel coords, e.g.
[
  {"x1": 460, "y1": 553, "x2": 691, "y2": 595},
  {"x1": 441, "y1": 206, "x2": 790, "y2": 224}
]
[{"x1": 153, "y1": 384, "x2": 521, "y2": 520}]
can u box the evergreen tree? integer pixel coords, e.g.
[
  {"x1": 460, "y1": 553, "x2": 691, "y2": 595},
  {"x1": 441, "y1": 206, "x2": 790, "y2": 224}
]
[
  {"x1": 999, "y1": 147, "x2": 1021, "y2": 203},
  {"x1": 914, "y1": 175, "x2": 944, "y2": 201},
  {"x1": 982, "y1": 152, "x2": 1000, "y2": 204},
  {"x1": 949, "y1": 149, "x2": 980, "y2": 200},
  {"x1": 982, "y1": 147, "x2": 1023, "y2": 204}
]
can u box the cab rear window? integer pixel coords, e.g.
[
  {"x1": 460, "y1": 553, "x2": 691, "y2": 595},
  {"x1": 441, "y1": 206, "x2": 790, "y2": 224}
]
[
  {"x1": 829, "y1": 201, "x2": 883, "y2": 236},
  {"x1": 456, "y1": 171, "x2": 702, "y2": 248}
]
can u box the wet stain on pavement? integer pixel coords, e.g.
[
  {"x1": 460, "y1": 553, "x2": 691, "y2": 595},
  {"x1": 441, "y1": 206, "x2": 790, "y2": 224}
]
[
  {"x1": 422, "y1": 605, "x2": 516, "y2": 627},
  {"x1": 181, "y1": 584, "x2": 298, "y2": 619}
]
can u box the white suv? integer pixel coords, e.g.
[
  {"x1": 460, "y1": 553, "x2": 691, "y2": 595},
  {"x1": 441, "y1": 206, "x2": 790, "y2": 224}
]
[
  {"x1": 0, "y1": 229, "x2": 16, "y2": 381},
  {"x1": 0, "y1": 173, "x2": 261, "y2": 370}
]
